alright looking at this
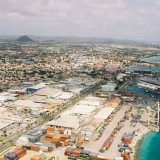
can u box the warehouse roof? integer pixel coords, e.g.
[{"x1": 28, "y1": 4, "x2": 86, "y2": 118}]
[
  {"x1": 12, "y1": 100, "x2": 43, "y2": 108},
  {"x1": 78, "y1": 100, "x2": 101, "y2": 106},
  {"x1": 0, "y1": 95, "x2": 17, "y2": 103},
  {"x1": 56, "y1": 92, "x2": 73, "y2": 100},
  {"x1": 105, "y1": 98, "x2": 121, "y2": 108},
  {"x1": 0, "y1": 121, "x2": 13, "y2": 130},
  {"x1": 94, "y1": 107, "x2": 115, "y2": 120},
  {"x1": 28, "y1": 82, "x2": 49, "y2": 90},
  {"x1": 82, "y1": 118, "x2": 103, "y2": 132},
  {"x1": 69, "y1": 87, "x2": 84, "y2": 94},
  {"x1": 34, "y1": 87, "x2": 62, "y2": 97},
  {"x1": 70, "y1": 104, "x2": 97, "y2": 116},
  {"x1": 85, "y1": 96, "x2": 106, "y2": 103},
  {"x1": 47, "y1": 115, "x2": 80, "y2": 130}
]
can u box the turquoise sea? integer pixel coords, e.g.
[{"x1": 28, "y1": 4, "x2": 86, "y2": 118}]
[{"x1": 138, "y1": 132, "x2": 160, "y2": 160}]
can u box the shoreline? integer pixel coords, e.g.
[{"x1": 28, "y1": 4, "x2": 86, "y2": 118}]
[{"x1": 131, "y1": 130, "x2": 150, "y2": 160}]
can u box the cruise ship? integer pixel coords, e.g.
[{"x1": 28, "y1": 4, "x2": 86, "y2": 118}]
[{"x1": 137, "y1": 77, "x2": 160, "y2": 94}]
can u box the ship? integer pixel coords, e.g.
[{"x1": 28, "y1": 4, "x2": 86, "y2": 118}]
[{"x1": 137, "y1": 77, "x2": 160, "y2": 94}]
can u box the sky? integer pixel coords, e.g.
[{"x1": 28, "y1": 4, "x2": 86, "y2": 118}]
[{"x1": 0, "y1": 0, "x2": 160, "y2": 42}]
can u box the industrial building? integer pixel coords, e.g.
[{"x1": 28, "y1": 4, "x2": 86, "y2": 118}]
[{"x1": 101, "y1": 83, "x2": 117, "y2": 92}]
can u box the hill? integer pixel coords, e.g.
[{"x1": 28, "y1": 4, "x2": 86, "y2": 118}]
[{"x1": 16, "y1": 36, "x2": 33, "y2": 43}]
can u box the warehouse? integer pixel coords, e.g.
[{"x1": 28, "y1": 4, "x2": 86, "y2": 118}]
[
  {"x1": 85, "y1": 96, "x2": 106, "y2": 104},
  {"x1": 104, "y1": 98, "x2": 121, "y2": 108},
  {"x1": 56, "y1": 92, "x2": 73, "y2": 100},
  {"x1": 0, "y1": 92, "x2": 18, "y2": 98},
  {"x1": 80, "y1": 98, "x2": 121, "y2": 137},
  {"x1": 78, "y1": 96, "x2": 105, "y2": 106},
  {"x1": 0, "y1": 107, "x2": 22, "y2": 121},
  {"x1": 26, "y1": 82, "x2": 49, "y2": 93},
  {"x1": 72, "y1": 104, "x2": 97, "y2": 116},
  {"x1": 11, "y1": 99, "x2": 44, "y2": 109},
  {"x1": 80, "y1": 100, "x2": 118, "y2": 137},
  {"x1": 101, "y1": 83, "x2": 117, "y2": 92},
  {"x1": 8, "y1": 88, "x2": 26, "y2": 95},
  {"x1": 0, "y1": 107, "x2": 27, "y2": 137},
  {"x1": 65, "y1": 77, "x2": 97, "y2": 86},
  {"x1": 0, "y1": 94, "x2": 17, "y2": 103},
  {"x1": 67, "y1": 104, "x2": 97, "y2": 117},
  {"x1": 46, "y1": 115, "x2": 80, "y2": 131},
  {"x1": 81, "y1": 118, "x2": 103, "y2": 137},
  {"x1": 78, "y1": 100, "x2": 101, "y2": 106},
  {"x1": 0, "y1": 121, "x2": 14, "y2": 136},
  {"x1": 28, "y1": 95, "x2": 46, "y2": 101},
  {"x1": 69, "y1": 87, "x2": 84, "y2": 95},
  {"x1": 94, "y1": 107, "x2": 115, "y2": 120},
  {"x1": 34, "y1": 87, "x2": 62, "y2": 97}
]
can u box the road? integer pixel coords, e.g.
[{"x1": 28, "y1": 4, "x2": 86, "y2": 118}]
[{"x1": 83, "y1": 104, "x2": 149, "y2": 159}]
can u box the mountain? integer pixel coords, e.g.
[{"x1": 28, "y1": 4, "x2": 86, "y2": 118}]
[{"x1": 16, "y1": 36, "x2": 33, "y2": 43}]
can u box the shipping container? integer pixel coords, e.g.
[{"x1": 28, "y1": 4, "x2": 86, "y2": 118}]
[
  {"x1": 13, "y1": 148, "x2": 26, "y2": 159},
  {"x1": 100, "y1": 137, "x2": 114, "y2": 151},
  {"x1": 122, "y1": 132, "x2": 135, "y2": 144},
  {"x1": 46, "y1": 133, "x2": 55, "y2": 138},
  {"x1": 47, "y1": 127, "x2": 54, "y2": 131},
  {"x1": 60, "y1": 135, "x2": 70, "y2": 141},
  {"x1": 31, "y1": 145, "x2": 40, "y2": 152},
  {"x1": 4, "y1": 152, "x2": 18, "y2": 160},
  {"x1": 26, "y1": 135, "x2": 40, "y2": 143},
  {"x1": 30, "y1": 155, "x2": 42, "y2": 160},
  {"x1": 40, "y1": 146, "x2": 48, "y2": 152},
  {"x1": 121, "y1": 152, "x2": 130, "y2": 160},
  {"x1": 64, "y1": 139, "x2": 70, "y2": 146},
  {"x1": 65, "y1": 147, "x2": 81, "y2": 157},
  {"x1": 59, "y1": 128, "x2": 65, "y2": 134},
  {"x1": 76, "y1": 138, "x2": 84, "y2": 147},
  {"x1": 65, "y1": 147, "x2": 109, "y2": 160}
]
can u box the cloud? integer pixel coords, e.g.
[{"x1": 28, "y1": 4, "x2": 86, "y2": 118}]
[{"x1": 0, "y1": 0, "x2": 160, "y2": 41}]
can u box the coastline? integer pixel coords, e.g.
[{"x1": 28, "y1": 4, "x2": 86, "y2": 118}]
[{"x1": 131, "y1": 130, "x2": 150, "y2": 160}]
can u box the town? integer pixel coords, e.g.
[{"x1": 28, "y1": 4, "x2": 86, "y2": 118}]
[{"x1": 0, "y1": 36, "x2": 160, "y2": 160}]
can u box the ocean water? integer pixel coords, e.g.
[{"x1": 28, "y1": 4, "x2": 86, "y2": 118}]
[
  {"x1": 138, "y1": 132, "x2": 160, "y2": 160},
  {"x1": 142, "y1": 56, "x2": 160, "y2": 63},
  {"x1": 128, "y1": 86, "x2": 160, "y2": 100},
  {"x1": 128, "y1": 65, "x2": 160, "y2": 73}
]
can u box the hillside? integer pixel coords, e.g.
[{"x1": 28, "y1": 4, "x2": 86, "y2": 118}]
[{"x1": 16, "y1": 36, "x2": 33, "y2": 43}]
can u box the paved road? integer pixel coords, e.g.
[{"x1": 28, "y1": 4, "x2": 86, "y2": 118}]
[
  {"x1": 84, "y1": 104, "x2": 149, "y2": 159},
  {"x1": 84, "y1": 105, "x2": 130, "y2": 153}
]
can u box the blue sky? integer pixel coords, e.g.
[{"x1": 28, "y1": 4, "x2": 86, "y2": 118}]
[{"x1": 0, "y1": 0, "x2": 160, "y2": 42}]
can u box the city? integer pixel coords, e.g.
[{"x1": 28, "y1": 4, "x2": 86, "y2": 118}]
[
  {"x1": 0, "y1": 36, "x2": 160, "y2": 160},
  {"x1": 0, "y1": 0, "x2": 160, "y2": 160}
]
